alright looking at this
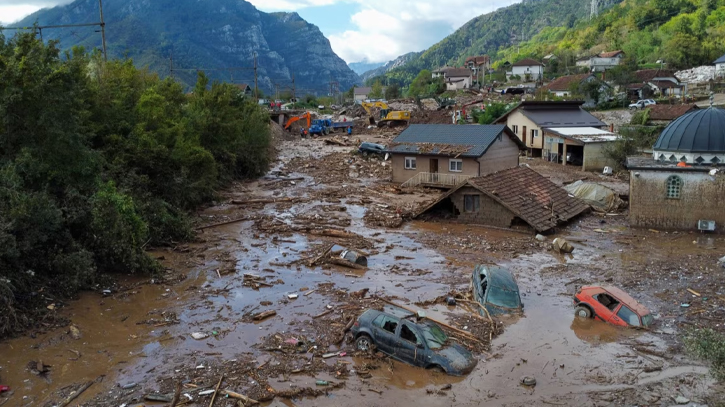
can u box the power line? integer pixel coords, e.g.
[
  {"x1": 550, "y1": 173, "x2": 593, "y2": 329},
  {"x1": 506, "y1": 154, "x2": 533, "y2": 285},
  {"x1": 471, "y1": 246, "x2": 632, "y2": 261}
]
[{"x1": 1, "y1": 0, "x2": 108, "y2": 61}]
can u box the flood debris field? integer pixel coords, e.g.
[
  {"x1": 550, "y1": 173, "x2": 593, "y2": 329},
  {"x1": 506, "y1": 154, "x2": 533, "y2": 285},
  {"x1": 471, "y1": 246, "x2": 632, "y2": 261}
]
[{"x1": 1, "y1": 127, "x2": 724, "y2": 407}]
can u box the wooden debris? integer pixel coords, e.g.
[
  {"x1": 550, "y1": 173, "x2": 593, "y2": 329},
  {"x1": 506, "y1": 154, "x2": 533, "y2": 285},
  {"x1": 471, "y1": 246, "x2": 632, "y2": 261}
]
[
  {"x1": 329, "y1": 258, "x2": 366, "y2": 270},
  {"x1": 313, "y1": 309, "x2": 333, "y2": 319},
  {"x1": 687, "y1": 288, "x2": 701, "y2": 297},
  {"x1": 208, "y1": 375, "x2": 224, "y2": 407},
  {"x1": 252, "y1": 310, "x2": 277, "y2": 321},
  {"x1": 58, "y1": 381, "x2": 94, "y2": 407},
  {"x1": 222, "y1": 390, "x2": 259, "y2": 405}
]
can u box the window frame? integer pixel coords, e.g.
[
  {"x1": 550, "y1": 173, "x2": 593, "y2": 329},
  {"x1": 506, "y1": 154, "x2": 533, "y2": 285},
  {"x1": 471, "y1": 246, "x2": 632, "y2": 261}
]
[
  {"x1": 404, "y1": 156, "x2": 417, "y2": 170},
  {"x1": 464, "y1": 194, "x2": 481, "y2": 213},
  {"x1": 399, "y1": 323, "x2": 421, "y2": 345},
  {"x1": 511, "y1": 125, "x2": 519, "y2": 135},
  {"x1": 449, "y1": 159, "x2": 463, "y2": 172},
  {"x1": 531, "y1": 129, "x2": 539, "y2": 138},
  {"x1": 666, "y1": 175, "x2": 683, "y2": 199}
]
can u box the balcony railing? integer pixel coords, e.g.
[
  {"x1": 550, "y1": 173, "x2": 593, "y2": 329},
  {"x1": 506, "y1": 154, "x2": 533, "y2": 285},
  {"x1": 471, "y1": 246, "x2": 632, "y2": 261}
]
[{"x1": 401, "y1": 172, "x2": 473, "y2": 188}]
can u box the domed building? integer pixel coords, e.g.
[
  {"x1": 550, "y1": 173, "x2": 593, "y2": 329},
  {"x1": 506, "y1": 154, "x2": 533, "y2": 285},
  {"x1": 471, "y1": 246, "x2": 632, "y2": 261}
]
[{"x1": 627, "y1": 105, "x2": 725, "y2": 231}]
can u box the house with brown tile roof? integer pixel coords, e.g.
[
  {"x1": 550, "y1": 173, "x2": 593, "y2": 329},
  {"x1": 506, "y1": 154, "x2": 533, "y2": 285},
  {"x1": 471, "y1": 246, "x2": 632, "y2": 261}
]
[
  {"x1": 590, "y1": 50, "x2": 625, "y2": 72},
  {"x1": 510, "y1": 58, "x2": 545, "y2": 81},
  {"x1": 646, "y1": 104, "x2": 699, "y2": 123},
  {"x1": 628, "y1": 69, "x2": 684, "y2": 96},
  {"x1": 545, "y1": 74, "x2": 610, "y2": 107},
  {"x1": 414, "y1": 166, "x2": 589, "y2": 233}
]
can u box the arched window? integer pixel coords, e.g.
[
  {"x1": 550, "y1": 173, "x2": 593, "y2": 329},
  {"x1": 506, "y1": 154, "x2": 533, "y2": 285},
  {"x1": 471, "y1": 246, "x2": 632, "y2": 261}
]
[{"x1": 666, "y1": 175, "x2": 683, "y2": 199}]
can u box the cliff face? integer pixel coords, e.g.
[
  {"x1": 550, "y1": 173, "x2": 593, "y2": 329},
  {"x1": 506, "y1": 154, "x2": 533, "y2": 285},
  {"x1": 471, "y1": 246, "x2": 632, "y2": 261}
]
[
  {"x1": 360, "y1": 52, "x2": 422, "y2": 83},
  {"x1": 16, "y1": 0, "x2": 360, "y2": 92}
]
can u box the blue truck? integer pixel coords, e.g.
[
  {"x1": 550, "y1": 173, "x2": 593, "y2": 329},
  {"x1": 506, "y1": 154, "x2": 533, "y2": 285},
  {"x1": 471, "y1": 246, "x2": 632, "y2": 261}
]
[{"x1": 309, "y1": 119, "x2": 332, "y2": 136}]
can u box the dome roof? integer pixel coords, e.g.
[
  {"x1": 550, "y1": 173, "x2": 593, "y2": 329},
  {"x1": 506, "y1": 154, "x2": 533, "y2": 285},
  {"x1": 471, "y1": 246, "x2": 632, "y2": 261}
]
[{"x1": 653, "y1": 107, "x2": 725, "y2": 153}]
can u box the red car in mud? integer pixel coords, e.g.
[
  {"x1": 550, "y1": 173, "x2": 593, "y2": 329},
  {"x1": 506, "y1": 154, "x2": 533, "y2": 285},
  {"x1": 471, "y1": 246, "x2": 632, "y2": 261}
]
[{"x1": 574, "y1": 286, "x2": 654, "y2": 327}]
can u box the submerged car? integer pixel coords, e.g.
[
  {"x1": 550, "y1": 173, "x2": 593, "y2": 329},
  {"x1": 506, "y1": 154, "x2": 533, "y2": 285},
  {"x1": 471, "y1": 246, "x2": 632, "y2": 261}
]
[
  {"x1": 574, "y1": 285, "x2": 654, "y2": 327},
  {"x1": 472, "y1": 265, "x2": 523, "y2": 316},
  {"x1": 350, "y1": 308, "x2": 477, "y2": 376}
]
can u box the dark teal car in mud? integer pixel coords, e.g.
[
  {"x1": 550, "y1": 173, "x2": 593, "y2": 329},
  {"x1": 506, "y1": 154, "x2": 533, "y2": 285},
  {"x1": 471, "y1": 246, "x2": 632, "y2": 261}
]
[
  {"x1": 350, "y1": 308, "x2": 477, "y2": 376},
  {"x1": 472, "y1": 265, "x2": 523, "y2": 316}
]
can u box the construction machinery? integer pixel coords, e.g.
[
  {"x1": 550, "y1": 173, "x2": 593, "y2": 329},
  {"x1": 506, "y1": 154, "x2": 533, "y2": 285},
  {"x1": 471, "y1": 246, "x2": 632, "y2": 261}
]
[
  {"x1": 283, "y1": 111, "x2": 311, "y2": 130},
  {"x1": 309, "y1": 119, "x2": 332, "y2": 136},
  {"x1": 360, "y1": 101, "x2": 411, "y2": 127}
]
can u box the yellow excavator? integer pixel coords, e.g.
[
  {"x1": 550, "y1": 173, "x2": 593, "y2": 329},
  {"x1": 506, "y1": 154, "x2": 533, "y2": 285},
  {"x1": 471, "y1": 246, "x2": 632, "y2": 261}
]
[{"x1": 360, "y1": 101, "x2": 411, "y2": 127}]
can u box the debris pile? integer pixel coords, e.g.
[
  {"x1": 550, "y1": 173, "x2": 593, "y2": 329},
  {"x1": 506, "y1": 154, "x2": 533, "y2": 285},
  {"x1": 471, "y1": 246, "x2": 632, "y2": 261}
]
[
  {"x1": 676, "y1": 66, "x2": 716, "y2": 84},
  {"x1": 286, "y1": 152, "x2": 391, "y2": 184}
]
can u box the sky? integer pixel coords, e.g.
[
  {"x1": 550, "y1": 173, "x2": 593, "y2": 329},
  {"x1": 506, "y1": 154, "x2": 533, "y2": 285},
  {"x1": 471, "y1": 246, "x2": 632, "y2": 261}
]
[{"x1": 1, "y1": 0, "x2": 519, "y2": 64}]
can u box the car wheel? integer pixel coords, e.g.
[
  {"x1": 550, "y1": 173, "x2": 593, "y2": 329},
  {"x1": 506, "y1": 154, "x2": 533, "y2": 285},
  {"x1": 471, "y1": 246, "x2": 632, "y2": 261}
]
[
  {"x1": 355, "y1": 334, "x2": 373, "y2": 351},
  {"x1": 575, "y1": 305, "x2": 592, "y2": 319},
  {"x1": 427, "y1": 364, "x2": 445, "y2": 373}
]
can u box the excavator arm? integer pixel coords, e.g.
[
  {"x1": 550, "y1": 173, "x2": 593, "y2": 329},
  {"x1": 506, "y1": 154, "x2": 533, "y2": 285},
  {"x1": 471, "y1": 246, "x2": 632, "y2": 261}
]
[
  {"x1": 284, "y1": 112, "x2": 311, "y2": 130},
  {"x1": 360, "y1": 101, "x2": 389, "y2": 115}
]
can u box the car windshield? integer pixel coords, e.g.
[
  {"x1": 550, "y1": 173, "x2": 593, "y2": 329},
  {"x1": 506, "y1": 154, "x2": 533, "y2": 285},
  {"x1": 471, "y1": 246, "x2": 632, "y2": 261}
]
[
  {"x1": 641, "y1": 313, "x2": 654, "y2": 327},
  {"x1": 487, "y1": 286, "x2": 521, "y2": 308},
  {"x1": 420, "y1": 323, "x2": 448, "y2": 349}
]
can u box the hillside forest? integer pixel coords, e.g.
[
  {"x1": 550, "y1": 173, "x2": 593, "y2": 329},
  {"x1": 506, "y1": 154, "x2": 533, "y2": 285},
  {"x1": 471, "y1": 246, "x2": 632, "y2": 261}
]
[{"x1": 0, "y1": 32, "x2": 271, "y2": 337}]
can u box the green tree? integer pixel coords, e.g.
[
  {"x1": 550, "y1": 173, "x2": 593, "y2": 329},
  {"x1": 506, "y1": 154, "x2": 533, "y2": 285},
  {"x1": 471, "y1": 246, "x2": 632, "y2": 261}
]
[
  {"x1": 407, "y1": 69, "x2": 433, "y2": 98},
  {"x1": 474, "y1": 102, "x2": 511, "y2": 124},
  {"x1": 384, "y1": 83, "x2": 400, "y2": 100},
  {"x1": 369, "y1": 80, "x2": 384, "y2": 99}
]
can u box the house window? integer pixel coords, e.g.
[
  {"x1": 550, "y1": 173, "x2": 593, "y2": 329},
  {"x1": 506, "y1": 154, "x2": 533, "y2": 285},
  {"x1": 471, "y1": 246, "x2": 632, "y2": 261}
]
[
  {"x1": 512, "y1": 125, "x2": 519, "y2": 134},
  {"x1": 464, "y1": 195, "x2": 480, "y2": 212},
  {"x1": 666, "y1": 175, "x2": 682, "y2": 199},
  {"x1": 449, "y1": 159, "x2": 463, "y2": 172},
  {"x1": 531, "y1": 129, "x2": 539, "y2": 138},
  {"x1": 404, "y1": 157, "x2": 416, "y2": 170}
]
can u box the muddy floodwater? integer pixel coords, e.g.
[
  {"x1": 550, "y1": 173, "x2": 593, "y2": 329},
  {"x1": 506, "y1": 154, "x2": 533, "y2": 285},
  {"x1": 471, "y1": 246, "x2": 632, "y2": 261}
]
[{"x1": 0, "y1": 136, "x2": 722, "y2": 407}]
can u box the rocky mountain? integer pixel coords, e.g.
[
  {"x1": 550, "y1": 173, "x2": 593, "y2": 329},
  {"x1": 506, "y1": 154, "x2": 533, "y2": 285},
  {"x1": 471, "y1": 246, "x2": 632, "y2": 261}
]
[
  {"x1": 360, "y1": 52, "x2": 422, "y2": 84},
  {"x1": 16, "y1": 0, "x2": 360, "y2": 93},
  {"x1": 348, "y1": 61, "x2": 385, "y2": 76},
  {"x1": 379, "y1": 0, "x2": 622, "y2": 85}
]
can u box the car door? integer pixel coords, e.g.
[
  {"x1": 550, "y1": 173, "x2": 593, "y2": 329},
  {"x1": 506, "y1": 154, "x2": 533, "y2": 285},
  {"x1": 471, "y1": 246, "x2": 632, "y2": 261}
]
[
  {"x1": 372, "y1": 315, "x2": 399, "y2": 354},
  {"x1": 396, "y1": 323, "x2": 425, "y2": 367},
  {"x1": 607, "y1": 304, "x2": 626, "y2": 326}
]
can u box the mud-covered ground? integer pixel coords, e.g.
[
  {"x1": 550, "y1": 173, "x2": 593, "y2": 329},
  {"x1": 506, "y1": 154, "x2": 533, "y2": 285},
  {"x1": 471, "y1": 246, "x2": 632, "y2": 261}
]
[{"x1": 1, "y1": 127, "x2": 724, "y2": 407}]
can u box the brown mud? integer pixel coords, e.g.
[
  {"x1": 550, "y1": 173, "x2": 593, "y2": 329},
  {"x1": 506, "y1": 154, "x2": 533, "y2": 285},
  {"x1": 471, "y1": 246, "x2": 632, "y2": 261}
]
[{"x1": 0, "y1": 130, "x2": 723, "y2": 407}]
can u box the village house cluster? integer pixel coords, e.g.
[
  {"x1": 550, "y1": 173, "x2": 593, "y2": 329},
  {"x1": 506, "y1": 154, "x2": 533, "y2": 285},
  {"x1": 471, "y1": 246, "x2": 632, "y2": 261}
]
[{"x1": 379, "y1": 49, "x2": 725, "y2": 234}]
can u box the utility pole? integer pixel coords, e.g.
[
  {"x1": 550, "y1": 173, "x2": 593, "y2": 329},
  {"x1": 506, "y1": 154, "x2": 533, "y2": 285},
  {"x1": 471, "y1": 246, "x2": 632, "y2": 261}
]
[
  {"x1": 253, "y1": 53, "x2": 258, "y2": 100},
  {"x1": 99, "y1": 0, "x2": 108, "y2": 61},
  {"x1": 169, "y1": 50, "x2": 174, "y2": 79},
  {"x1": 291, "y1": 73, "x2": 296, "y2": 102}
]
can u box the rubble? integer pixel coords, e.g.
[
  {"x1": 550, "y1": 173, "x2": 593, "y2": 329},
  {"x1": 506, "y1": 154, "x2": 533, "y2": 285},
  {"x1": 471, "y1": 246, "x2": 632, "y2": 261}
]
[{"x1": 676, "y1": 66, "x2": 716, "y2": 84}]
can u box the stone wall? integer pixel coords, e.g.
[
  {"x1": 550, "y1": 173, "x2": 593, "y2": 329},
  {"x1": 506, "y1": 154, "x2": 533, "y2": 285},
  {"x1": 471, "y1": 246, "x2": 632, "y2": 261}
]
[
  {"x1": 630, "y1": 170, "x2": 725, "y2": 231},
  {"x1": 449, "y1": 187, "x2": 518, "y2": 228}
]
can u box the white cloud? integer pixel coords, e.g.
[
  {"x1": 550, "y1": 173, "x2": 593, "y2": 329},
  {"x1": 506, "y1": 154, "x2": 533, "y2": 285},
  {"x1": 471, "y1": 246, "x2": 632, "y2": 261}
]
[
  {"x1": 328, "y1": 0, "x2": 518, "y2": 63},
  {"x1": 0, "y1": 0, "x2": 74, "y2": 25},
  {"x1": 246, "y1": 0, "x2": 340, "y2": 11}
]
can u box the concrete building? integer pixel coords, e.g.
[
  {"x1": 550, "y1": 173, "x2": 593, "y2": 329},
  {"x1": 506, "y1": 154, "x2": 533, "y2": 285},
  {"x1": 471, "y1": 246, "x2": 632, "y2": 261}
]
[
  {"x1": 414, "y1": 166, "x2": 589, "y2": 233},
  {"x1": 509, "y1": 58, "x2": 544, "y2": 81},
  {"x1": 626, "y1": 106, "x2": 725, "y2": 232},
  {"x1": 354, "y1": 86, "x2": 387, "y2": 101},
  {"x1": 385, "y1": 124, "x2": 524, "y2": 186},
  {"x1": 542, "y1": 127, "x2": 619, "y2": 171},
  {"x1": 494, "y1": 101, "x2": 607, "y2": 157},
  {"x1": 590, "y1": 50, "x2": 625, "y2": 72},
  {"x1": 443, "y1": 68, "x2": 474, "y2": 91},
  {"x1": 715, "y1": 53, "x2": 725, "y2": 79}
]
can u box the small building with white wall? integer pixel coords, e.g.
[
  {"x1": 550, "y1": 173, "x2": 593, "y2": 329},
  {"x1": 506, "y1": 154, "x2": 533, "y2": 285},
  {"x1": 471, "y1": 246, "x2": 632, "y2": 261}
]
[
  {"x1": 626, "y1": 106, "x2": 725, "y2": 232},
  {"x1": 509, "y1": 58, "x2": 544, "y2": 81},
  {"x1": 542, "y1": 127, "x2": 619, "y2": 171}
]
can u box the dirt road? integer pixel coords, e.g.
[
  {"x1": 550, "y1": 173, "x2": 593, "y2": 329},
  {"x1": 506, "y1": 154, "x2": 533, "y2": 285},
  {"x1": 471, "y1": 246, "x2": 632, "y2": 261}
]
[{"x1": 0, "y1": 130, "x2": 723, "y2": 407}]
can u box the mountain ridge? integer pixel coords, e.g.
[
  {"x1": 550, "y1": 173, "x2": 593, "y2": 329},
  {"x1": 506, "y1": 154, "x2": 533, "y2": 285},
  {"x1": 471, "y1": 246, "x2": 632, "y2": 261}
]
[{"x1": 15, "y1": 0, "x2": 360, "y2": 93}]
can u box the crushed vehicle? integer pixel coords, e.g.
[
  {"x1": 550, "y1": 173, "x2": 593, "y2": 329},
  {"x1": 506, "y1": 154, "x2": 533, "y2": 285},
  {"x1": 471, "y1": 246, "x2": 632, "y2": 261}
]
[
  {"x1": 350, "y1": 308, "x2": 477, "y2": 376},
  {"x1": 358, "y1": 142, "x2": 386, "y2": 155},
  {"x1": 472, "y1": 265, "x2": 523, "y2": 315},
  {"x1": 574, "y1": 285, "x2": 654, "y2": 327}
]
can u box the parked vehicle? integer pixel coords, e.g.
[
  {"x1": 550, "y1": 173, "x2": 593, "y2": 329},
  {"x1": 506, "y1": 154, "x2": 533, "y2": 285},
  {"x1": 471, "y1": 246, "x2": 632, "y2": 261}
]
[
  {"x1": 574, "y1": 285, "x2": 654, "y2": 327},
  {"x1": 350, "y1": 308, "x2": 478, "y2": 375},
  {"x1": 472, "y1": 265, "x2": 523, "y2": 316},
  {"x1": 358, "y1": 142, "x2": 386, "y2": 155},
  {"x1": 309, "y1": 119, "x2": 332, "y2": 136},
  {"x1": 628, "y1": 99, "x2": 656, "y2": 109}
]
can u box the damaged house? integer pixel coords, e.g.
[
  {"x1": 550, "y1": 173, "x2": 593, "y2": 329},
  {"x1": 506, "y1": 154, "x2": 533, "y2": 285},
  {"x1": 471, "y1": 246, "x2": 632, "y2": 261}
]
[
  {"x1": 386, "y1": 124, "x2": 525, "y2": 187},
  {"x1": 414, "y1": 166, "x2": 589, "y2": 233}
]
